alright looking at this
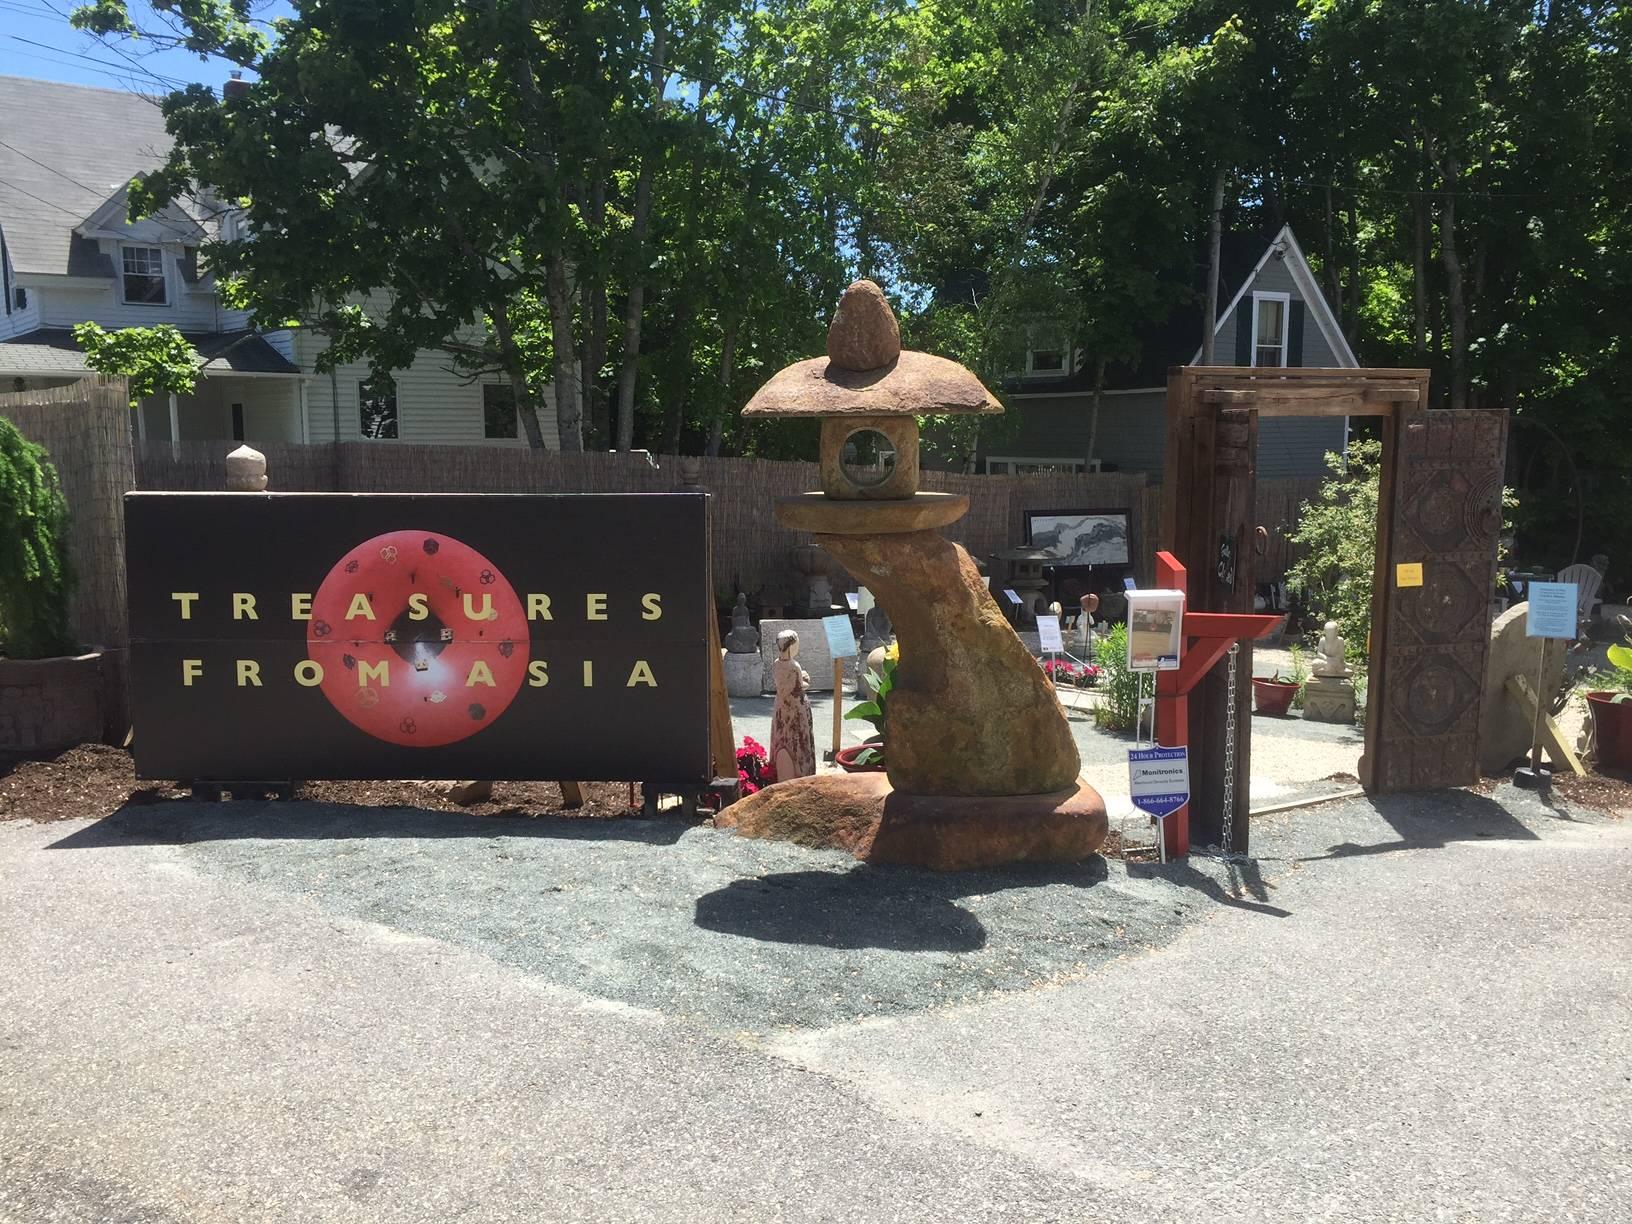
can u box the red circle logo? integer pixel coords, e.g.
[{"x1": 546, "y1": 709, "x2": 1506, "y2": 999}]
[{"x1": 307, "y1": 531, "x2": 528, "y2": 747}]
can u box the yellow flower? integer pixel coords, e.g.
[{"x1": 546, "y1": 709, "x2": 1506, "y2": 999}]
[{"x1": 884, "y1": 640, "x2": 900, "y2": 663}]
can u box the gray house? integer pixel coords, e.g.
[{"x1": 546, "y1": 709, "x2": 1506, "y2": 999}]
[
  {"x1": 983, "y1": 225, "x2": 1358, "y2": 479},
  {"x1": 0, "y1": 75, "x2": 549, "y2": 447}
]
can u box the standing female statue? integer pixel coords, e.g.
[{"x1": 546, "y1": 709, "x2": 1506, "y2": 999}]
[{"x1": 770, "y1": 628, "x2": 816, "y2": 783}]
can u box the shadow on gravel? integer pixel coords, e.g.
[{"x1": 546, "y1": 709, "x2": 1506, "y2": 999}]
[
  {"x1": 47, "y1": 801, "x2": 691, "y2": 850},
  {"x1": 693, "y1": 857, "x2": 1110, "y2": 952},
  {"x1": 1299, "y1": 788, "x2": 1538, "y2": 862},
  {"x1": 1125, "y1": 858, "x2": 1292, "y2": 918}
]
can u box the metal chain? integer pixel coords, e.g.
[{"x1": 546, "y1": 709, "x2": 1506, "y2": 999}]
[{"x1": 1220, "y1": 643, "x2": 1239, "y2": 856}]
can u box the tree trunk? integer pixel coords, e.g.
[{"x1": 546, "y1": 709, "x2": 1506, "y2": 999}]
[
  {"x1": 1435, "y1": 143, "x2": 1468, "y2": 410},
  {"x1": 612, "y1": 4, "x2": 668, "y2": 452},
  {"x1": 1202, "y1": 168, "x2": 1225, "y2": 364},
  {"x1": 1412, "y1": 165, "x2": 1428, "y2": 358},
  {"x1": 1085, "y1": 357, "x2": 1105, "y2": 468},
  {"x1": 1323, "y1": 183, "x2": 1342, "y2": 327},
  {"x1": 581, "y1": 181, "x2": 608, "y2": 448},
  {"x1": 705, "y1": 314, "x2": 740, "y2": 457},
  {"x1": 487, "y1": 298, "x2": 545, "y2": 449},
  {"x1": 547, "y1": 255, "x2": 583, "y2": 451}
]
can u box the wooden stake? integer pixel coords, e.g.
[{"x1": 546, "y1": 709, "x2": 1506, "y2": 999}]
[{"x1": 559, "y1": 781, "x2": 585, "y2": 809}]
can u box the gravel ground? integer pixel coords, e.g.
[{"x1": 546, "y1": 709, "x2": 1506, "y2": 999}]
[{"x1": 1, "y1": 782, "x2": 1626, "y2": 1222}]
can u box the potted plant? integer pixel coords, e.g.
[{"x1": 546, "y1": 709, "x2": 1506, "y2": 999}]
[
  {"x1": 1585, "y1": 642, "x2": 1632, "y2": 771},
  {"x1": 840, "y1": 644, "x2": 896, "y2": 771},
  {"x1": 1251, "y1": 672, "x2": 1300, "y2": 717},
  {"x1": 0, "y1": 417, "x2": 104, "y2": 752}
]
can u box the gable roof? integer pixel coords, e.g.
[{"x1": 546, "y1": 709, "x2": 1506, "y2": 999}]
[
  {"x1": 0, "y1": 75, "x2": 202, "y2": 277},
  {"x1": 1009, "y1": 224, "x2": 1355, "y2": 395}
]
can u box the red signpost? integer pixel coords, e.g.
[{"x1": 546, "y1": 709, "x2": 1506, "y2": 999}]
[{"x1": 1152, "y1": 550, "x2": 1282, "y2": 858}]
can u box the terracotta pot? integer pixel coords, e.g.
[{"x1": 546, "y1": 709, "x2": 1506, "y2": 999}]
[
  {"x1": 835, "y1": 744, "x2": 886, "y2": 773},
  {"x1": 1252, "y1": 677, "x2": 1299, "y2": 717},
  {"x1": 0, "y1": 649, "x2": 105, "y2": 752},
  {"x1": 1586, "y1": 692, "x2": 1632, "y2": 771}
]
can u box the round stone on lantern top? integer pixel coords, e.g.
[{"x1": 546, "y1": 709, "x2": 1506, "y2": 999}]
[{"x1": 742, "y1": 279, "x2": 1002, "y2": 501}]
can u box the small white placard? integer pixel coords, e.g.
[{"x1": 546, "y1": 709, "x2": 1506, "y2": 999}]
[
  {"x1": 845, "y1": 591, "x2": 860, "y2": 612},
  {"x1": 1002, "y1": 588, "x2": 1022, "y2": 605},
  {"x1": 821, "y1": 613, "x2": 858, "y2": 659},
  {"x1": 1526, "y1": 582, "x2": 1578, "y2": 639},
  {"x1": 1036, "y1": 614, "x2": 1063, "y2": 652}
]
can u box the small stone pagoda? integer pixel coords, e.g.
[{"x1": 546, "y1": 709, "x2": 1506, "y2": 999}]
[{"x1": 717, "y1": 280, "x2": 1107, "y2": 870}]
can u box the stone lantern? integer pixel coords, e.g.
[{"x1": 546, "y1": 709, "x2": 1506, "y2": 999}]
[{"x1": 719, "y1": 280, "x2": 1107, "y2": 870}]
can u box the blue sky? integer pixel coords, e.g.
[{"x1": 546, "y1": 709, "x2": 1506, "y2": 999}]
[{"x1": 0, "y1": 0, "x2": 291, "y2": 93}]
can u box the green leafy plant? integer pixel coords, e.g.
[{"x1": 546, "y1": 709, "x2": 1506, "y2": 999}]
[
  {"x1": 0, "y1": 418, "x2": 75, "y2": 659},
  {"x1": 1286, "y1": 440, "x2": 1382, "y2": 657},
  {"x1": 73, "y1": 322, "x2": 200, "y2": 407},
  {"x1": 845, "y1": 649, "x2": 898, "y2": 766},
  {"x1": 1604, "y1": 643, "x2": 1632, "y2": 698},
  {"x1": 1288, "y1": 642, "x2": 1311, "y2": 709},
  {"x1": 1093, "y1": 623, "x2": 1140, "y2": 733}
]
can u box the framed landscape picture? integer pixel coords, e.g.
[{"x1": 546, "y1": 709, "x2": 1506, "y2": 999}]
[{"x1": 1025, "y1": 509, "x2": 1132, "y2": 568}]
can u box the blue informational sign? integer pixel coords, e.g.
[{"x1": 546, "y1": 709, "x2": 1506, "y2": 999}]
[
  {"x1": 1123, "y1": 576, "x2": 1137, "y2": 591},
  {"x1": 1128, "y1": 745, "x2": 1190, "y2": 819},
  {"x1": 1002, "y1": 588, "x2": 1022, "y2": 605},
  {"x1": 1526, "y1": 582, "x2": 1578, "y2": 639},
  {"x1": 822, "y1": 613, "x2": 859, "y2": 659}
]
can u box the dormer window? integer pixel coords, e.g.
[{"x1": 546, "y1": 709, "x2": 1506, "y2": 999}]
[
  {"x1": 1251, "y1": 291, "x2": 1289, "y2": 366},
  {"x1": 121, "y1": 244, "x2": 168, "y2": 305}
]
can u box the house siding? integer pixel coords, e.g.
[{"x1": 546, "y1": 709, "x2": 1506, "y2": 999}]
[
  {"x1": 42, "y1": 279, "x2": 226, "y2": 332},
  {"x1": 1214, "y1": 256, "x2": 1345, "y2": 370},
  {"x1": 995, "y1": 388, "x2": 1345, "y2": 480},
  {"x1": 295, "y1": 329, "x2": 557, "y2": 448},
  {"x1": 0, "y1": 284, "x2": 41, "y2": 340}
]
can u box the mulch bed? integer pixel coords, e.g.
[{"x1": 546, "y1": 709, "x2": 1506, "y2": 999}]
[
  {"x1": 1551, "y1": 769, "x2": 1632, "y2": 817},
  {"x1": 0, "y1": 743, "x2": 639, "y2": 825}
]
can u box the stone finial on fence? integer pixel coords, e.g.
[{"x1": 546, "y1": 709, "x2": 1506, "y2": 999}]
[{"x1": 225, "y1": 444, "x2": 268, "y2": 491}]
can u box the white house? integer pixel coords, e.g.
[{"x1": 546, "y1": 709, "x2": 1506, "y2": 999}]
[{"x1": 0, "y1": 75, "x2": 552, "y2": 447}]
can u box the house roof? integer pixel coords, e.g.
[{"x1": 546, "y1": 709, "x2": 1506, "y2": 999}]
[
  {"x1": 0, "y1": 328, "x2": 300, "y2": 377},
  {"x1": 0, "y1": 75, "x2": 209, "y2": 277},
  {"x1": 1009, "y1": 225, "x2": 1352, "y2": 395}
]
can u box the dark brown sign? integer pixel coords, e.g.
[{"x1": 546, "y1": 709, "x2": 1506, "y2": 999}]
[{"x1": 126, "y1": 493, "x2": 711, "y2": 782}]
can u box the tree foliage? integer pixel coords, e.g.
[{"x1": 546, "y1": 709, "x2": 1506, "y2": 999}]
[
  {"x1": 1285, "y1": 439, "x2": 1381, "y2": 658},
  {"x1": 0, "y1": 418, "x2": 74, "y2": 660},
  {"x1": 72, "y1": 323, "x2": 200, "y2": 406}
]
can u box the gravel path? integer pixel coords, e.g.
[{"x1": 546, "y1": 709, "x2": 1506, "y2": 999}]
[{"x1": 2, "y1": 784, "x2": 1626, "y2": 1221}]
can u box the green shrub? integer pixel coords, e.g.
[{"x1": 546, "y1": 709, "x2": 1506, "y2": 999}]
[
  {"x1": 0, "y1": 418, "x2": 74, "y2": 659},
  {"x1": 1286, "y1": 440, "x2": 1381, "y2": 658},
  {"x1": 1093, "y1": 623, "x2": 1140, "y2": 732}
]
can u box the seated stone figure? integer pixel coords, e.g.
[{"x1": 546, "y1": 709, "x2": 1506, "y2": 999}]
[{"x1": 1313, "y1": 620, "x2": 1350, "y2": 677}]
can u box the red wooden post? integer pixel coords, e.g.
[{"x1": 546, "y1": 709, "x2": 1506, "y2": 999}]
[{"x1": 1154, "y1": 551, "x2": 1189, "y2": 858}]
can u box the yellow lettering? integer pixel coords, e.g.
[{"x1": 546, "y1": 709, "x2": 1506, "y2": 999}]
[
  {"x1": 527, "y1": 659, "x2": 549, "y2": 687},
  {"x1": 527, "y1": 593, "x2": 553, "y2": 621},
  {"x1": 641, "y1": 592, "x2": 662, "y2": 621},
  {"x1": 582, "y1": 660, "x2": 594, "y2": 687},
  {"x1": 407, "y1": 592, "x2": 429, "y2": 620},
  {"x1": 357, "y1": 659, "x2": 389, "y2": 687},
  {"x1": 235, "y1": 659, "x2": 261, "y2": 687},
  {"x1": 293, "y1": 660, "x2": 323, "y2": 686},
  {"x1": 466, "y1": 660, "x2": 495, "y2": 687},
  {"x1": 462, "y1": 592, "x2": 495, "y2": 621},
  {"x1": 181, "y1": 658, "x2": 202, "y2": 685},
  {"x1": 346, "y1": 593, "x2": 376, "y2": 621},
  {"x1": 626, "y1": 660, "x2": 657, "y2": 687},
  {"x1": 585, "y1": 593, "x2": 608, "y2": 621},
  {"x1": 171, "y1": 592, "x2": 199, "y2": 620},
  {"x1": 290, "y1": 592, "x2": 312, "y2": 620},
  {"x1": 232, "y1": 592, "x2": 257, "y2": 620}
]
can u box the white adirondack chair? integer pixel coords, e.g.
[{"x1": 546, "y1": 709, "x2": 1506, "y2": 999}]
[{"x1": 1556, "y1": 562, "x2": 1604, "y2": 627}]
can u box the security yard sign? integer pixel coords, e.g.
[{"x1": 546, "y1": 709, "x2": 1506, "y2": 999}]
[
  {"x1": 1128, "y1": 745, "x2": 1190, "y2": 820},
  {"x1": 125, "y1": 492, "x2": 711, "y2": 783}
]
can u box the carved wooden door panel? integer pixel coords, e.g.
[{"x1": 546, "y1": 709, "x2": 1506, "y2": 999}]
[{"x1": 1367, "y1": 409, "x2": 1507, "y2": 792}]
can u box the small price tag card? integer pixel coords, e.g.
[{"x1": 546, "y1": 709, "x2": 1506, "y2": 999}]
[
  {"x1": 1395, "y1": 562, "x2": 1423, "y2": 588},
  {"x1": 1036, "y1": 614, "x2": 1064, "y2": 652}
]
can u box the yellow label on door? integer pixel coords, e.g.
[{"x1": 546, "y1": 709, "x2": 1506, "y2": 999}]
[{"x1": 1396, "y1": 562, "x2": 1424, "y2": 588}]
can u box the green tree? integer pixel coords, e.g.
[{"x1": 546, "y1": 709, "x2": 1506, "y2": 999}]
[
  {"x1": 72, "y1": 323, "x2": 200, "y2": 406},
  {"x1": 0, "y1": 419, "x2": 74, "y2": 660},
  {"x1": 1286, "y1": 439, "x2": 1381, "y2": 658}
]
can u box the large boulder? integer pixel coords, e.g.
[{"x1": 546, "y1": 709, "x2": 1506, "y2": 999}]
[
  {"x1": 817, "y1": 529, "x2": 1080, "y2": 796},
  {"x1": 1479, "y1": 601, "x2": 1566, "y2": 773}
]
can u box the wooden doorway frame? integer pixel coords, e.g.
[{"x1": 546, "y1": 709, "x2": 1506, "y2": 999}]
[{"x1": 1161, "y1": 366, "x2": 1430, "y2": 850}]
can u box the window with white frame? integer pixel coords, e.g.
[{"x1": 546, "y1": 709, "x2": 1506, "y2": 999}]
[
  {"x1": 359, "y1": 375, "x2": 399, "y2": 439},
  {"x1": 1025, "y1": 346, "x2": 1070, "y2": 376},
  {"x1": 1251, "y1": 292, "x2": 1289, "y2": 367},
  {"x1": 120, "y1": 244, "x2": 168, "y2": 305}
]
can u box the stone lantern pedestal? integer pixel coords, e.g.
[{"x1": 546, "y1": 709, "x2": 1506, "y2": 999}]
[{"x1": 715, "y1": 281, "x2": 1105, "y2": 870}]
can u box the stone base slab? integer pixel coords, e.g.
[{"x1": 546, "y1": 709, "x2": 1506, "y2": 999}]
[
  {"x1": 723, "y1": 651, "x2": 764, "y2": 697},
  {"x1": 1302, "y1": 674, "x2": 1357, "y2": 724},
  {"x1": 715, "y1": 771, "x2": 1107, "y2": 871}
]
